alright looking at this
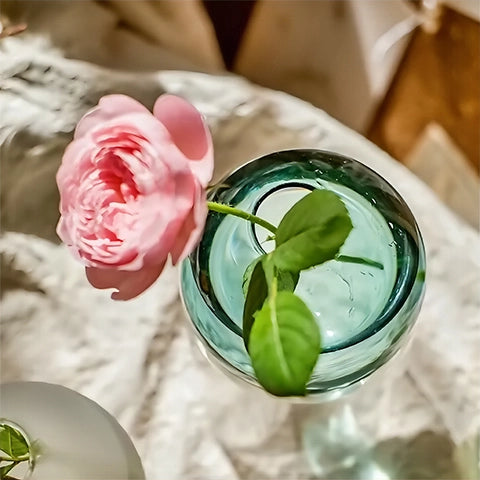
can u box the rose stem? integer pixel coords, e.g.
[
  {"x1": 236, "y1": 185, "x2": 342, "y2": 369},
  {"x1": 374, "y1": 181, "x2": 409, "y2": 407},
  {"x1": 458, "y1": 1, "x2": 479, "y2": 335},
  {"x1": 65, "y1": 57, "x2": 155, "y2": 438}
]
[{"x1": 207, "y1": 201, "x2": 277, "y2": 235}]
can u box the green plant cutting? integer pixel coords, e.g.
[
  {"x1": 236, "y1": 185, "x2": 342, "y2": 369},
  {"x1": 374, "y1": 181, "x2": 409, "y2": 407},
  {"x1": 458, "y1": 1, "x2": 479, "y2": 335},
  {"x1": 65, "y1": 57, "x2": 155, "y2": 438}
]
[{"x1": 0, "y1": 423, "x2": 32, "y2": 480}]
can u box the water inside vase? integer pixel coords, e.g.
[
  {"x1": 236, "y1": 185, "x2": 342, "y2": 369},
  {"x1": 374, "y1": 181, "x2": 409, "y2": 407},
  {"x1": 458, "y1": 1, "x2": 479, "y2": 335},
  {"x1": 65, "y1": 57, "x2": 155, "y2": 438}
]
[{"x1": 209, "y1": 181, "x2": 397, "y2": 352}]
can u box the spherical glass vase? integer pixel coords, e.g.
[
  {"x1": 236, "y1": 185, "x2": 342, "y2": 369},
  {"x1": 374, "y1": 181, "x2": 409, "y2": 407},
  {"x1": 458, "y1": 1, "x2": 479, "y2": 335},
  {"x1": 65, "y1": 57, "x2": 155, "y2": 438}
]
[{"x1": 180, "y1": 149, "x2": 426, "y2": 477}]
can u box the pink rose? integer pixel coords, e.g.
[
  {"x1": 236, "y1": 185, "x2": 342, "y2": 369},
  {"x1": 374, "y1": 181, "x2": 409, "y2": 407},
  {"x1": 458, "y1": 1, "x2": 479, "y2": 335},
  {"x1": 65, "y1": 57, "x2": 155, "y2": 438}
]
[{"x1": 56, "y1": 94, "x2": 213, "y2": 300}]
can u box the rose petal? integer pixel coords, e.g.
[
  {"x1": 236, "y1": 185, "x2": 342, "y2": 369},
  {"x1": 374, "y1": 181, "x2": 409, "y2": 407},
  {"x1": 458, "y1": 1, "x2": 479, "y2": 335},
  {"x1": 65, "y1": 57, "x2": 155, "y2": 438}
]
[
  {"x1": 85, "y1": 262, "x2": 166, "y2": 300},
  {"x1": 91, "y1": 112, "x2": 193, "y2": 181},
  {"x1": 153, "y1": 95, "x2": 213, "y2": 187},
  {"x1": 57, "y1": 139, "x2": 86, "y2": 182},
  {"x1": 171, "y1": 182, "x2": 208, "y2": 264},
  {"x1": 75, "y1": 95, "x2": 151, "y2": 140}
]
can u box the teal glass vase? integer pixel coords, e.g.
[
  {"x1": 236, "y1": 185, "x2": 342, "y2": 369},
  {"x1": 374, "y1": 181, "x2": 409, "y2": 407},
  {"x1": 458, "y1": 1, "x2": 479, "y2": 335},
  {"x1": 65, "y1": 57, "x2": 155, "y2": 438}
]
[
  {"x1": 181, "y1": 149, "x2": 425, "y2": 395},
  {"x1": 180, "y1": 149, "x2": 426, "y2": 476}
]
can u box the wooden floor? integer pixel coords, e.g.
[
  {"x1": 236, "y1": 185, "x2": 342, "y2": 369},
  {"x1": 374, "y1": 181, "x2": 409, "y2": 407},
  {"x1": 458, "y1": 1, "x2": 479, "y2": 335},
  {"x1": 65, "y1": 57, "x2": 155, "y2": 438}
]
[{"x1": 367, "y1": 6, "x2": 480, "y2": 174}]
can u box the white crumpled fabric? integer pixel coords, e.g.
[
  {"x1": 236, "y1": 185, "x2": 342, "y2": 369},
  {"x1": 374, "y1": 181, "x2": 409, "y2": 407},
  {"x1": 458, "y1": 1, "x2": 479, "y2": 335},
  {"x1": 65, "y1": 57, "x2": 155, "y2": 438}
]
[{"x1": 1, "y1": 36, "x2": 479, "y2": 479}]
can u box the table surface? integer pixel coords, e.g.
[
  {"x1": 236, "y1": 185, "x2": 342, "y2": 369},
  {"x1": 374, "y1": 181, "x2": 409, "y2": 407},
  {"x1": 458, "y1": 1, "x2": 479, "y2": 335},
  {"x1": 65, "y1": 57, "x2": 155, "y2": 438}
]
[{"x1": 1, "y1": 36, "x2": 479, "y2": 480}]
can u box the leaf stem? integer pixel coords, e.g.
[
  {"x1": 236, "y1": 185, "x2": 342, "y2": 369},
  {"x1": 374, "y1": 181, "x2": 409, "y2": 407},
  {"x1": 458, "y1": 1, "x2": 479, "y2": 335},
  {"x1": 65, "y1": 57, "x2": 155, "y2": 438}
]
[
  {"x1": 207, "y1": 201, "x2": 277, "y2": 235},
  {"x1": 0, "y1": 454, "x2": 30, "y2": 462},
  {"x1": 335, "y1": 255, "x2": 384, "y2": 270}
]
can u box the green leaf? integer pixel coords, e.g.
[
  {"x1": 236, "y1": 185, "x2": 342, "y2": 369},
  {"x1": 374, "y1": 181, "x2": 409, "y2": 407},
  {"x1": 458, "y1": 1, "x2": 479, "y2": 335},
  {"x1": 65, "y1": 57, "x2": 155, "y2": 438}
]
[
  {"x1": 273, "y1": 190, "x2": 352, "y2": 272},
  {"x1": 276, "y1": 268, "x2": 299, "y2": 292},
  {"x1": 242, "y1": 257, "x2": 263, "y2": 297},
  {"x1": 242, "y1": 255, "x2": 300, "y2": 348},
  {"x1": 274, "y1": 217, "x2": 352, "y2": 272},
  {"x1": 248, "y1": 289, "x2": 321, "y2": 396},
  {"x1": 242, "y1": 258, "x2": 269, "y2": 349},
  {"x1": 0, "y1": 425, "x2": 29, "y2": 459},
  {"x1": 0, "y1": 462, "x2": 17, "y2": 478},
  {"x1": 275, "y1": 190, "x2": 348, "y2": 246}
]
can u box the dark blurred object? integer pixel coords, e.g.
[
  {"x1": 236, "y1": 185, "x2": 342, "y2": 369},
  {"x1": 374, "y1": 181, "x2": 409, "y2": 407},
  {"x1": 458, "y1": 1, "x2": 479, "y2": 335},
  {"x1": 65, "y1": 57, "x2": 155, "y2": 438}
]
[
  {"x1": 368, "y1": 5, "x2": 480, "y2": 174},
  {"x1": 203, "y1": 0, "x2": 256, "y2": 69}
]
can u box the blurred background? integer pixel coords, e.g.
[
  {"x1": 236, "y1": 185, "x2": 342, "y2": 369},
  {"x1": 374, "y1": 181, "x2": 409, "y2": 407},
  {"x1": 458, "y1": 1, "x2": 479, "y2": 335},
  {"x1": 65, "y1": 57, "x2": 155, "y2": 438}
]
[
  {"x1": 2, "y1": 0, "x2": 479, "y2": 228},
  {"x1": 1, "y1": 3, "x2": 478, "y2": 478}
]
